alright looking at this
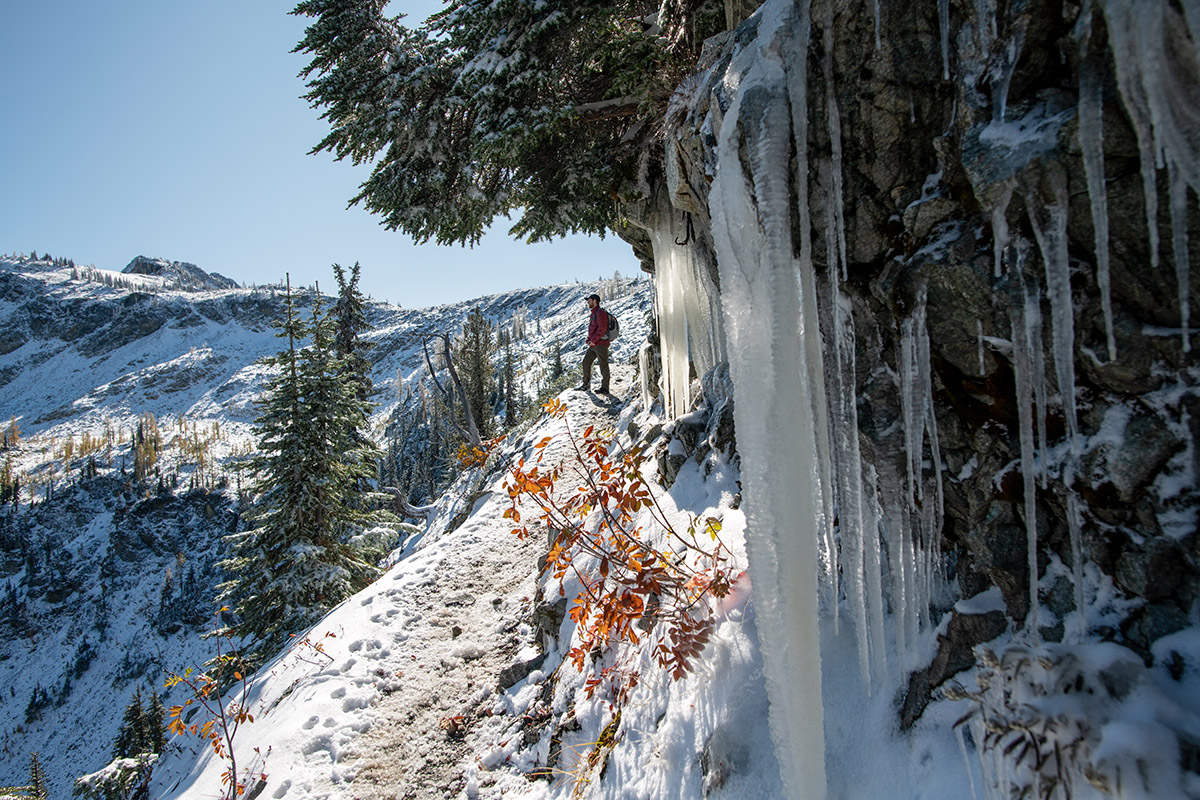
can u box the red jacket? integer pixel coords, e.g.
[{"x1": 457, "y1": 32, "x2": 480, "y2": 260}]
[{"x1": 587, "y1": 306, "x2": 609, "y2": 347}]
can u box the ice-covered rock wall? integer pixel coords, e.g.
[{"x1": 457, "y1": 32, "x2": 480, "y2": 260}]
[{"x1": 621, "y1": 0, "x2": 1200, "y2": 794}]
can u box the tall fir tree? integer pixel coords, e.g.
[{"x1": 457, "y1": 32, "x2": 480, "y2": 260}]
[
  {"x1": 548, "y1": 341, "x2": 564, "y2": 382},
  {"x1": 112, "y1": 687, "x2": 147, "y2": 759},
  {"x1": 111, "y1": 686, "x2": 164, "y2": 759},
  {"x1": 503, "y1": 340, "x2": 517, "y2": 429},
  {"x1": 332, "y1": 262, "x2": 373, "y2": 400},
  {"x1": 219, "y1": 280, "x2": 381, "y2": 658}
]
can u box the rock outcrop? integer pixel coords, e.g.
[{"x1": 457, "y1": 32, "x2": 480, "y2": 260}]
[{"x1": 625, "y1": 0, "x2": 1199, "y2": 738}]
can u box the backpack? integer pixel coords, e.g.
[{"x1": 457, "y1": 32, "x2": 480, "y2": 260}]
[{"x1": 606, "y1": 310, "x2": 620, "y2": 341}]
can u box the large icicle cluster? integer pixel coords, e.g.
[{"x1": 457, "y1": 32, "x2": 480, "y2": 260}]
[
  {"x1": 1097, "y1": 0, "x2": 1200, "y2": 353},
  {"x1": 641, "y1": 0, "x2": 1199, "y2": 794}
]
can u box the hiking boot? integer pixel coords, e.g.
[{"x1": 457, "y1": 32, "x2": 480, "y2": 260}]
[
  {"x1": 575, "y1": 384, "x2": 589, "y2": 392},
  {"x1": 597, "y1": 387, "x2": 610, "y2": 395}
]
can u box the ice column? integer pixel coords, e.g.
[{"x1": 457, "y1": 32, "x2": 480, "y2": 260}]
[
  {"x1": 709, "y1": 0, "x2": 826, "y2": 795},
  {"x1": 1023, "y1": 170, "x2": 1078, "y2": 444},
  {"x1": 650, "y1": 200, "x2": 727, "y2": 418},
  {"x1": 652, "y1": 233, "x2": 692, "y2": 419},
  {"x1": 1010, "y1": 275, "x2": 1041, "y2": 640}
]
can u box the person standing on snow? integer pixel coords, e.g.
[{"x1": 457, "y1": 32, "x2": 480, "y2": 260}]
[{"x1": 576, "y1": 293, "x2": 611, "y2": 394}]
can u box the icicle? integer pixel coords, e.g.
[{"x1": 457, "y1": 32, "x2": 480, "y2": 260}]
[
  {"x1": 872, "y1": 0, "x2": 882, "y2": 50},
  {"x1": 1011, "y1": 279, "x2": 1041, "y2": 642},
  {"x1": 822, "y1": 11, "x2": 849, "y2": 280},
  {"x1": 1186, "y1": 0, "x2": 1200, "y2": 67},
  {"x1": 1169, "y1": 164, "x2": 1192, "y2": 353},
  {"x1": 990, "y1": 181, "x2": 1015, "y2": 278},
  {"x1": 977, "y1": 320, "x2": 986, "y2": 373},
  {"x1": 649, "y1": 206, "x2": 723, "y2": 418},
  {"x1": 1027, "y1": 282, "x2": 1050, "y2": 489},
  {"x1": 1065, "y1": 473, "x2": 1087, "y2": 642},
  {"x1": 876, "y1": 460, "x2": 911, "y2": 668},
  {"x1": 900, "y1": 508, "x2": 920, "y2": 669},
  {"x1": 1024, "y1": 169, "x2": 1078, "y2": 443},
  {"x1": 829, "y1": 271, "x2": 866, "y2": 681},
  {"x1": 707, "y1": 1, "x2": 826, "y2": 795},
  {"x1": 798, "y1": 1, "x2": 838, "y2": 633},
  {"x1": 638, "y1": 341, "x2": 654, "y2": 411},
  {"x1": 957, "y1": 723, "x2": 980, "y2": 800},
  {"x1": 1102, "y1": 0, "x2": 1200, "y2": 349},
  {"x1": 819, "y1": 165, "x2": 843, "y2": 633},
  {"x1": 1101, "y1": 0, "x2": 1162, "y2": 268},
  {"x1": 990, "y1": 20, "x2": 1027, "y2": 123},
  {"x1": 974, "y1": 0, "x2": 994, "y2": 53},
  {"x1": 862, "y1": 463, "x2": 889, "y2": 684},
  {"x1": 915, "y1": 294, "x2": 945, "y2": 536},
  {"x1": 650, "y1": 234, "x2": 690, "y2": 418},
  {"x1": 900, "y1": 318, "x2": 920, "y2": 503},
  {"x1": 814, "y1": 10, "x2": 848, "y2": 623},
  {"x1": 939, "y1": 0, "x2": 951, "y2": 80},
  {"x1": 1078, "y1": 23, "x2": 1117, "y2": 360}
]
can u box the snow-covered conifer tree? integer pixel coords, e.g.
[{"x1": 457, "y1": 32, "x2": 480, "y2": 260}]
[
  {"x1": 292, "y1": 0, "x2": 726, "y2": 244},
  {"x1": 332, "y1": 261, "x2": 372, "y2": 401},
  {"x1": 218, "y1": 280, "x2": 380, "y2": 658}
]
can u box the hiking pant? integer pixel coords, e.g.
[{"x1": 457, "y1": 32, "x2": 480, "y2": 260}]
[{"x1": 581, "y1": 344, "x2": 610, "y2": 390}]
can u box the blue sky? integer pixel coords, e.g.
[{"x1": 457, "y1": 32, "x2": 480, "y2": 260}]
[{"x1": 0, "y1": 1, "x2": 642, "y2": 308}]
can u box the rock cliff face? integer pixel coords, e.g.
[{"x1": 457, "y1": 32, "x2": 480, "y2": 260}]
[{"x1": 622, "y1": 0, "x2": 1198, "y2": 783}]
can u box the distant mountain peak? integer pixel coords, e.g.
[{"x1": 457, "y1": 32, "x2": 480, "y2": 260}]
[{"x1": 123, "y1": 255, "x2": 239, "y2": 292}]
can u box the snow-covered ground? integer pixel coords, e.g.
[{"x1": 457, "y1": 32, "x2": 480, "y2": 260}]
[{"x1": 145, "y1": 366, "x2": 982, "y2": 800}]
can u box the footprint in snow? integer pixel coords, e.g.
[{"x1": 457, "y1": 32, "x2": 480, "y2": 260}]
[{"x1": 343, "y1": 694, "x2": 372, "y2": 712}]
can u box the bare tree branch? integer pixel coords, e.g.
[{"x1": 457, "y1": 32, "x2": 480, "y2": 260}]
[
  {"x1": 421, "y1": 333, "x2": 482, "y2": 448},
  {"x1": 379, "y1": 486, "x2": 435, "y2": 521}
]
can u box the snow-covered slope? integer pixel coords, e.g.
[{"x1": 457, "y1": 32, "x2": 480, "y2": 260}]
[
  {"x1": 0, "y1": 253, "x2": 651, "y2": 797},
  {"x1": 143, "y1": 367, "x2": 982, "y2": 800}
]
